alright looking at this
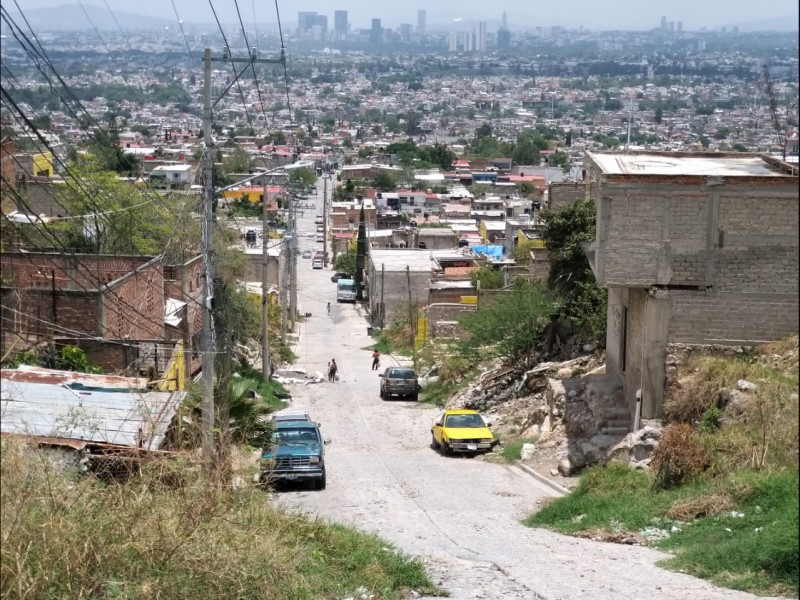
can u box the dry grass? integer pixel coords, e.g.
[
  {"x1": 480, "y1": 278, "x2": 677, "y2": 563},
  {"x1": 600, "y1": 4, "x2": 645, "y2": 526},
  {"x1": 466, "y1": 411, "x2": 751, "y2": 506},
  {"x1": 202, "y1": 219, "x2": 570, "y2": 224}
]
[
  {"x1": 0, "y1": 440, "x2": 438, "y2": 600},
  {"x1": 666, "y1": 493, "x2": 733, "y2": 521},
  {"x1": 651, "y1": 423, "x2": 710, "y2": 490}
]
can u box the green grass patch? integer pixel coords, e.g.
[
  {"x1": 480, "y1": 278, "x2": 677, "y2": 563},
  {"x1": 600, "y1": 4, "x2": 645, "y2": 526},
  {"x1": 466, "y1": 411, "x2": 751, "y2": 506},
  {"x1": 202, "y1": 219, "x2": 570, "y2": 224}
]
[
  {"x1": 234, "y1": 364, "x2": 289, "y2": 410},
  {"x1": 419, "y1": 378, "x2": 457, "y2": 407},
  {"x1": 366, "y1": 333, "x2": 411, "y2": 357},
  {"x1": 525, "y1": 464, "x2": 799, "y2": 597},
  {"x1": 0, "y1": 441, "x2": 444, "y2": 600},
  {"x1": 501, "y1": 437, "x2": 538, "y2": 462}
]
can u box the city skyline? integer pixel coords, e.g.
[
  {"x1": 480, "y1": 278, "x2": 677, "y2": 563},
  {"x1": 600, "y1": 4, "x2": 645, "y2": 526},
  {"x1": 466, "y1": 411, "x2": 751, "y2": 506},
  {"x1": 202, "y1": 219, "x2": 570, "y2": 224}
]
[{"x1": 7, "y1": 0, "x2": 799, "y2": 32}]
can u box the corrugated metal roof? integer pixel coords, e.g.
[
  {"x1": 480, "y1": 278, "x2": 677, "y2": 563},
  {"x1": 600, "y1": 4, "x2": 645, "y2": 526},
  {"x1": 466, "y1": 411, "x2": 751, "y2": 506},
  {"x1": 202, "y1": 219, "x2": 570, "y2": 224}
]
[{"x1": 0, "y1": 366, "x2": 186, "y2": 450}]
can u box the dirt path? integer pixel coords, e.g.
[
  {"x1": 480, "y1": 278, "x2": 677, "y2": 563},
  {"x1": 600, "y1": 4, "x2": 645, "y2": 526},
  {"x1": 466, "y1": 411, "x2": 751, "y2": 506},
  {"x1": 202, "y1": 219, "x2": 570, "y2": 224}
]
[{"x1": 271, "y1": 180, "x2": 786, "y2": 600}]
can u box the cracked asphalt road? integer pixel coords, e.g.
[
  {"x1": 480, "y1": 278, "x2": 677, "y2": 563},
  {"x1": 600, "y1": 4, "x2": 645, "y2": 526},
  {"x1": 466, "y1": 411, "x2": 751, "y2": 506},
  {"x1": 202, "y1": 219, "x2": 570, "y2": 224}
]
[{"x1": 272, "y1": 179, "x2": 785, "y2": 600}]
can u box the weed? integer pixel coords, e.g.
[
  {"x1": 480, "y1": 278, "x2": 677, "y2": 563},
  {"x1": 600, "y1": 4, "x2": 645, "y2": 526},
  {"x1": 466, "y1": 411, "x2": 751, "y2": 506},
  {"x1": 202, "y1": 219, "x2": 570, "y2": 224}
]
[
  {"x1": 665, "y1": 493, "x2": 733, "y2": 521},
  {"x1": 651, "y1": 423, "x2": 709, "y2": 490},
  {"x1": 501, "y1": 437, "x2": 538, "y2": 462},
  {"x1": 0, "y1": 440, "x2": 442, "y2": 600},
  {"x1": 698, "y1": 407, "x2": 722, "y2": 432}
]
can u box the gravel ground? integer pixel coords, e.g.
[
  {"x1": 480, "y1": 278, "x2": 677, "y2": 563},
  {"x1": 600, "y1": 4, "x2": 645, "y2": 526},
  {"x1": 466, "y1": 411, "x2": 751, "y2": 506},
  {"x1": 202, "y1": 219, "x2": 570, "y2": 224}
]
[{"x1": 270, "y1": 178, "x2": 787, "y2": 600}]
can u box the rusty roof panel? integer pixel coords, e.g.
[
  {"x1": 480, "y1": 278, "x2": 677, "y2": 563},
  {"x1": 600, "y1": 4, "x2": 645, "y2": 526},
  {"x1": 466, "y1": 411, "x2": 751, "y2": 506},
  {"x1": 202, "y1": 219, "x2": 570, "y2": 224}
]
[{"x1": 0, "y1": 367, "x2": 185, "y2": 450}]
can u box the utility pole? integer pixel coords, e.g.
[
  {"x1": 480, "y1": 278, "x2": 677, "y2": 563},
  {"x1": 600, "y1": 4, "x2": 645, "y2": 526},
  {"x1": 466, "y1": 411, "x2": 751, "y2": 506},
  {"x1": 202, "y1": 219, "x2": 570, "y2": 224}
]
[
  {"x1": 406, "y1": 265, "x2": 415, "y2": 368},
  {"x1": 380, "y1": 263, "x2": 385, "y2": 329},
  {"x1": 201, "y1": 45, "x2": 284, "y2": 471},
  {"x1": 261, "y1": 187, "x2": 271, "y2": 381},
  {"x1": 289, "y1": 183, "x2": 297, "y2": 326},
  {"x1": 624, "y1": 100, "x2": 636, "y2": 153},
  {"x1": 322, "y1": 174, "x2": 329, "y2": 266}
]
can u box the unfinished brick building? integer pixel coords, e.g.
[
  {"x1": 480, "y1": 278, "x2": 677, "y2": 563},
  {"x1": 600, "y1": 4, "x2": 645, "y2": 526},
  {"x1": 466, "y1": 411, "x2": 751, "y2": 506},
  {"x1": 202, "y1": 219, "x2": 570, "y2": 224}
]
[{"x1": 584, "y1": 152, "x2": 799, "y2": 423}]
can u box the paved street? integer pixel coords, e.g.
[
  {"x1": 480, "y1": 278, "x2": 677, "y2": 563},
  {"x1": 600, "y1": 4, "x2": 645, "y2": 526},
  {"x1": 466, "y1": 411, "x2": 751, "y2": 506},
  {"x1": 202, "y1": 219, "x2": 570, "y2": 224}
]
[{"x1": 272, "y1": 178, "x2": 785, "y2": 600}]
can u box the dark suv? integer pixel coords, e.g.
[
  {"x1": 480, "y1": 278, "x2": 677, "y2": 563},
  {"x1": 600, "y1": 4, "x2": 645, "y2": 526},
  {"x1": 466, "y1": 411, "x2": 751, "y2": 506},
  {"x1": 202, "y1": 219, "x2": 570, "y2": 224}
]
[
  {"x1": 260, "y1": 419, "x2": 328, "y2": 489},
  {"x1": 379, "y1": 367, "x2": 420, "y2": 401}
]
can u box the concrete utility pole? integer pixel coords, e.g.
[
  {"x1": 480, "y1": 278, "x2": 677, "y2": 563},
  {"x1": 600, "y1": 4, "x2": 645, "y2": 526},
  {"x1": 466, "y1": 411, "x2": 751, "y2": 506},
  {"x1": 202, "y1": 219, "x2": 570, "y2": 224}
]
[
  {"x1": 261, "y1": 187, "x2": 271, "y2": 381},
  {"x1": 201, "y1": 45, "x2": 284, "y2": 468},
  {"x1": 322, "y1": 174, "x2": 329, "y2": 265}
]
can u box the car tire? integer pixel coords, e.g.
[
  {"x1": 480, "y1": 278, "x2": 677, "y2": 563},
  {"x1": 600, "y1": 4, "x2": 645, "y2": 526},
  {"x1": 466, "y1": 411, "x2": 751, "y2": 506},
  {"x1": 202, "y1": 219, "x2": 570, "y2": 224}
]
[
  {"x1": 442, "y1": 441, "x2": 453, "y2": 456},
  {"x1": 316, "y1": 472, "x2": 327, "y2": 490},
  {"x1": 411, "y1": 393, "x2": 419, "y2": 402},
  {"x1": 379, "y1": 387, "x2": 385, "y2": 399},
  {"x1": 431, "y1": 434, "x2": 439, "y2": 451}
]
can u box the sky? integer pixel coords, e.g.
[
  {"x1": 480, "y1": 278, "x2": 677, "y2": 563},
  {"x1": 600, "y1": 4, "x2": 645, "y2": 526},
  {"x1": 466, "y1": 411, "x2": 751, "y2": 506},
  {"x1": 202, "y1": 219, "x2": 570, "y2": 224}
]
[{"x1": 11, "y1": 0, "x2": 800, "y2": 31}]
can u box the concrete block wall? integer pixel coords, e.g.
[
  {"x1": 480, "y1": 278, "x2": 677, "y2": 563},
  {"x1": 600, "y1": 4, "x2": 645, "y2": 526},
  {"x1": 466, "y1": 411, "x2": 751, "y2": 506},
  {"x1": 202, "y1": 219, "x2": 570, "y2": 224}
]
[
  {"x1": 668, "y1": 290, "x2": 799, "y2": 345},
  {"x1": 529, "y1": 247, "x2": 551, "y2": 283},
  {"x1": 367, "y1": 265, "x2": 431, "y2": 326},
  {"x1": 548, "y1": 182, "x2": 587, "y2": 212}
]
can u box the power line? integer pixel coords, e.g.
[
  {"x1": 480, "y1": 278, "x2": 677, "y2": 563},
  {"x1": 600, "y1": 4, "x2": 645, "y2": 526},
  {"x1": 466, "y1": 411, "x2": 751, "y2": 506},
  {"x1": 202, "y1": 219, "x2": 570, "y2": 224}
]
[
  {"x1": 170, "y1": 0, "x2": 197, "y2": 70},
  {"x1": 74, "y1": 0, "x2": 111, "y2": 54},
  {"x1": 232, "y1": 0, "x2": 273, "y2": 141},
  {"x1": 207, "y1": 0, "x2": 257, "y2": 135},
  {"x1": 273, "y1": 0, "x2": 295, "y2": 152}
]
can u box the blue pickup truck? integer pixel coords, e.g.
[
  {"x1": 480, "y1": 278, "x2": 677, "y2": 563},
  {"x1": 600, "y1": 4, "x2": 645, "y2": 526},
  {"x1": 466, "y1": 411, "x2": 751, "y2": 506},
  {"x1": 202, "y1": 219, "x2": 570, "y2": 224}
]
[{"x1": 260, "y1": 414, "x2": 328, "y2": 490}]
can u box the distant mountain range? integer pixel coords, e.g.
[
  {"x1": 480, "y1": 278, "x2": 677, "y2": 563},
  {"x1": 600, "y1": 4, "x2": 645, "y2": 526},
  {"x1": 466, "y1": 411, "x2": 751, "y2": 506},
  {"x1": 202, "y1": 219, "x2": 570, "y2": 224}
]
[{"x1": 4, "y1": 3, "x2": 176, "y2": 32}]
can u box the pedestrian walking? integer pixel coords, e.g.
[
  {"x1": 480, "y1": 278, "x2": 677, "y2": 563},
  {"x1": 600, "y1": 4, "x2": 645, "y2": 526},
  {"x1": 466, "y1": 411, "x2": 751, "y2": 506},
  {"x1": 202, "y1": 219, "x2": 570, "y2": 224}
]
[
  {"x1": 371, "y1": 350, "x2": 381, "y2": 370},
  {"x1": 328, "y1": 359, "x2": 338, "y2": 382}
]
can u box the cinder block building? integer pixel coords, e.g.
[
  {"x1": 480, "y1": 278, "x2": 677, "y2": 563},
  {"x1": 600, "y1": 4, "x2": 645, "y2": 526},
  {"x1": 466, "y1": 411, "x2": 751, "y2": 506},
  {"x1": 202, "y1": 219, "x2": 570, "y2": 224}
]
[{"x1": 584, "y1": 152, "x2": 799, "y2": 423}]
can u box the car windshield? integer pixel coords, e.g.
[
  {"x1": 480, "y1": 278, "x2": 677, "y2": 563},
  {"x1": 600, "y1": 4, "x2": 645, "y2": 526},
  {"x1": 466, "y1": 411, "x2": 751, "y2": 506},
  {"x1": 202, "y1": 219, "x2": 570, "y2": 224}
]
[
  {"x1": 445, "y1": 413, "x2": 485, "y2": 428},
  {"x1": 339, "y1": 282, "x2": 355, "y2": 291},
  {"x1": 272, "y1": 429, "x2": 318, "y2": 445},
  {"x1": 389, "y1": 369, "x2": 416, "y2": 379}
]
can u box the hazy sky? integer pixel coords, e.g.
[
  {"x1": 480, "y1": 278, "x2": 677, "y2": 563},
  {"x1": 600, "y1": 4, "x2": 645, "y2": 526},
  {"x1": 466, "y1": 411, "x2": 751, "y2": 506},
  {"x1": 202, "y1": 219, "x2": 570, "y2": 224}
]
[{"x1": 11, "y1": 0, "x2": 800, "y2": 30}]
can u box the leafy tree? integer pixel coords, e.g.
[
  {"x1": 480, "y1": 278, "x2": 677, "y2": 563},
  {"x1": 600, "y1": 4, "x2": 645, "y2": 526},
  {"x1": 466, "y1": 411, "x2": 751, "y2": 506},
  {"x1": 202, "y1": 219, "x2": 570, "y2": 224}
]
[
  {"x1": 541, "y1": 199, "x2": 607, "y2": 340},
  {"x1": 604, "y1": 98, "x2": 623, "y2": 111},
  {"x1": 289, "y1": 167, "x2": 316, "y2": 189},
  {"x1": 470, "y1": 266, "x2": 504, "y2": 290},
  {"x1": 404, "y1": 111, "x2": 422, "y2": 136},
  {"x1": 458, "y1": 281, "x2": 557, "y2": 359},
  {"x1": 548, "y1": 151, "x2": 570, "y2": 170},
  {"x1": 51, "y1": 159, "x2": 196, "y2": 258},
  {"x1": 654, "y1": 107, "x2": 663, "y2": 124},
  {"x1": 565, "y1": 130, "x2": 572, "y2": 147},
  {"x1": 424, "y1": 143, "x2": 455, "y2": 171},
  {"x1": 222, "y1": 148, "x2": 253, "y2": 174},
  {"x1": 475, "y1": 123, "x2": 493, "y2": 139},
  {"x1": 333, "y1": 250, "x2": 356, "y2": 275},
  {"x1": 372, "y1": 171, "x2": 397, "y2": 192},
  {"x1": 698, "y1": 135, "x2": 710, "y2": 149},
  {"x1": 358, "y1": 147, "x2": 374, "y2": 159},
  {"x1": 518, "y1": 182, "x2": 536, "y2": 197},
  {"x1": 354, "y1": 204, "x2": 367, "y2": 301}
]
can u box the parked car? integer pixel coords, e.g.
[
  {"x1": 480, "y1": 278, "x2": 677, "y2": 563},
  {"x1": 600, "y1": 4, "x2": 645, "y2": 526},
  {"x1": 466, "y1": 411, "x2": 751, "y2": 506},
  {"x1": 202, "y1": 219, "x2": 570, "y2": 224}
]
[
  {"x1": 260, "y1": 418, "x2": 329, "y2": 489},
  {"x1": 379, "y1": 367, "x2": 420, "y2": 401},
  {"x1": 331, "y1": 272, "x2": 351, "y2": 283},
  {"x1": 315, "y1": 215, "x2": 323, "y2": 224},
  {"x1": 430, "y1": 409, "x2": 496, "y2": 456},
  {"x1": 312, "y1": 257, "x2": 323, "y2": 269},
  {"x1": 302, "y1": 249, "x2": 313, "y2": 259},
  {"x1": 316, "y1": 235, "x2": 324, "y2": 243},
  {"x1": 418, "y1": 366, "x2": 440, "y2": 387}
]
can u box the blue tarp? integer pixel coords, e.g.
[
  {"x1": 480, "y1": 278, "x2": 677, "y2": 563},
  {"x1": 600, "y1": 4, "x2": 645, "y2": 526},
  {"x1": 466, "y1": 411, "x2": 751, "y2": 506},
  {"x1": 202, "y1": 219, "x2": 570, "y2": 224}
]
[{"x1": 471, "y1": 244, "x2": 504, "y2": 258}]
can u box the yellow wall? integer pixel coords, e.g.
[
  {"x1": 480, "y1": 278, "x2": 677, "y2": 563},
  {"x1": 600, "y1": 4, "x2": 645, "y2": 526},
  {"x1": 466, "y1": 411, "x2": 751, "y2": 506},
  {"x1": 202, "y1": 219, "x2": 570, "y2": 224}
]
[
  {"x1": 159, "y1": 341, "x2": 186, "y2": 391},
  {"x1": 32, "y1": 152, "x2": 54, "y2": 177},
  {"x1": 479, "y1": 221, "x2": 488, "y2": 243}
]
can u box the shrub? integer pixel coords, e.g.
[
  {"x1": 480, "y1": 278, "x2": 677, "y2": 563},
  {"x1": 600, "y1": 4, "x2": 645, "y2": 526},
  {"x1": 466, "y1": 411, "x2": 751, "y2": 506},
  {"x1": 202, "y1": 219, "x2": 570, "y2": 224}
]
[
  {"x1": 698, "y1": 407, "x2": 722, "y2": 432},
  {"x1": 651, "y1": 423, "x2": 709, "y2": 490}
]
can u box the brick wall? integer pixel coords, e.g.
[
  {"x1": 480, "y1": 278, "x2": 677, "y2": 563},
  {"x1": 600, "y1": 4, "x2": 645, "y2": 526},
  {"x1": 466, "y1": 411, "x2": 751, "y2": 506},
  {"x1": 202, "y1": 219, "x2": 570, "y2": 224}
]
[
  {"x1": 102, "y1": 261, "x2": 164, "y2": 339},
  {"x1": 1, "y1": 253, "x2": 165, "y2": 344},
  {"x1": 427, "y1": 303, "x2": 475, "y2": 339}
]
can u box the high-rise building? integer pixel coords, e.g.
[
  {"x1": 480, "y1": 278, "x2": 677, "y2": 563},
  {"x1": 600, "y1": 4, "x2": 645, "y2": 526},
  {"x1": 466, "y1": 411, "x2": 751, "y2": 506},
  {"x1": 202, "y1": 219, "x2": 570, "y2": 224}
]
[
  {"x1": 448, "y1": 31, "x2": 458, "y2": 52},
  {"x1": 668, "y1": 21, "x2": 674, "y2": 32},
  {"x1": 298, "y1": 11, "x2": 317, "y2": 33},
  {"x1": 676, "y1": 21, "x2": 683, "y2": 33},
  {"x1": 314, "y1": 15, "x2": 328, "y2": 35},
  {"x1": 660, "y1": 16, "x2": 668, "y2": 31},
  {"x1": 497, "y1": 28, "x2": 511, "y2": 50},
  {"x1": 400, "y1": 23, "x2": 413, "y2": 42},
  {"x1": 334, "y1": 10, "x2": 348, "y2": 36},
  {"x1": 477, "y1": 21, "x2": 487, "y2": 52},
  {"x1": 497, "y1": 12, "x2": 510, "y2": 50},
  {"x1": 370, "y1": 18, "x2": 382, "y2": 43},
  {"x1": 417, "y1": 10, "x2": 426, "y2": 34}
]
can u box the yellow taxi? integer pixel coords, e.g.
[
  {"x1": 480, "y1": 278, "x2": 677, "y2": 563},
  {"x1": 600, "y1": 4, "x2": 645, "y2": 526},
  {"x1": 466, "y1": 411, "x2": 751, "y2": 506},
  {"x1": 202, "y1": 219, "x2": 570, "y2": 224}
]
[{"x1": 431, "y1": 409, "x2": 496, "y2": 456}]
